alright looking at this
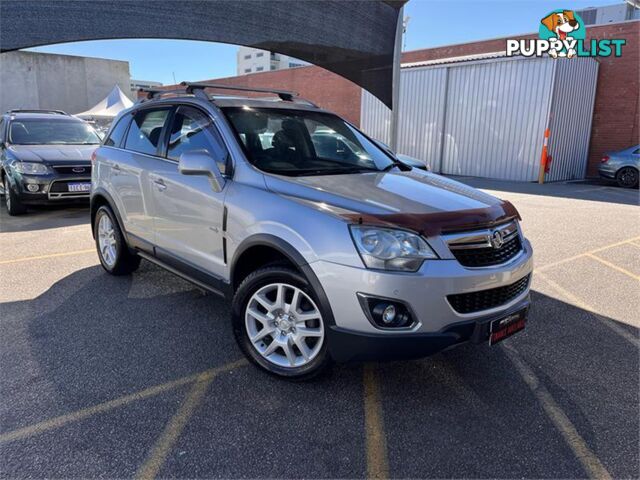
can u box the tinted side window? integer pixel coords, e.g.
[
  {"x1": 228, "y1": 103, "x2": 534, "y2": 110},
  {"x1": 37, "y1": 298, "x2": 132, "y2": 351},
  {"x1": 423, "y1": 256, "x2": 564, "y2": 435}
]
[
  {"x1": 167, "y1": 106, "x2": 229, "y2": 174},
  {"x1": 124, "y1": 109, "x2": 169, "y2": 156},
  {"x1": 104, "y1": 115, "x2": 130, "y2": 147}
]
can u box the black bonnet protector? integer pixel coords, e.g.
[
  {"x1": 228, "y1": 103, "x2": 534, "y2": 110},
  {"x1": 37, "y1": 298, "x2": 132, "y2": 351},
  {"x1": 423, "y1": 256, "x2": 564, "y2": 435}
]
[{"x1": 341, "y1": 200, "x2": 521, "y2": 237}]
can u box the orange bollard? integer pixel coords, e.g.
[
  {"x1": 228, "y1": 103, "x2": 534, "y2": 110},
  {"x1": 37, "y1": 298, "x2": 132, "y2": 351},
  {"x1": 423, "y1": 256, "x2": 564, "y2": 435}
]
[{"x1": 538, "y1": 128, "x2": 550, "y2": 184}]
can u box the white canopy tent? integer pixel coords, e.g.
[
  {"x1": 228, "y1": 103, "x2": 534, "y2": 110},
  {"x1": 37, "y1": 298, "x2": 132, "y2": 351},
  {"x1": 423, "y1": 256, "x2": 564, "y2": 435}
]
[{"x1": 75, "y1": 85, "x2": 133, "y2": 120}]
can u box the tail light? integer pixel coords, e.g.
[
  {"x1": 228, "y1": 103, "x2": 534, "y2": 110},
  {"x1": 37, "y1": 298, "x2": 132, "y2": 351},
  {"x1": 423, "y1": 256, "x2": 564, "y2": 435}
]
[{"x1": 601, "y1": 155, "x2": 610, "y2": 163}]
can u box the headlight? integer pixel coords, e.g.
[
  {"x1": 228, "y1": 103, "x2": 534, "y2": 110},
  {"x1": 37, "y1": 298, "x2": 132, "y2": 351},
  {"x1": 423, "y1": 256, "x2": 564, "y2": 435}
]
[
  {"x1": 350, "y1": 225, "x2": 438, "y2": 272},
  {"x1": 14, "y1": 162, "x2": 50, "y2": 175}
]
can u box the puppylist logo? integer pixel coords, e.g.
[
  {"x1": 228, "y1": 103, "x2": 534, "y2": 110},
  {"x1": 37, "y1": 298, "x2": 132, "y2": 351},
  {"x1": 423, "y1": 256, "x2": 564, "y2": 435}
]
[{"x1": 506, "y1": 9, "x2": 626, "y2": 58}]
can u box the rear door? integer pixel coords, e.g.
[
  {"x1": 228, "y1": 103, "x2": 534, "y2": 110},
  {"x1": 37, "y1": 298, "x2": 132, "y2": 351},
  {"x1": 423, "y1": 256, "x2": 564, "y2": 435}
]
[
  {"x1": 149, "y1": 105, "x2": 230, "y2": 280},
  {"x1": 110, "y1": 107, "x2": 171, "y2": 244}
]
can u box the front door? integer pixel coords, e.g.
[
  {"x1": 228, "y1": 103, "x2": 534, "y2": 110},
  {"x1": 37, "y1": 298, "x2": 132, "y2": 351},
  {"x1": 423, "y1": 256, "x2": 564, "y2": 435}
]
[{"x1": 150, "y1": 105, "x2": 230, "y2": 280}]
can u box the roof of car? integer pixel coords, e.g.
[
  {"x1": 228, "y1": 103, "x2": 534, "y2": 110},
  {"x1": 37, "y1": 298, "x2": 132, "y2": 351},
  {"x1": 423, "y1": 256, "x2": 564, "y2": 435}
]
[
  {"x1": 6, "y1": 112, "x2": 85, "y2": 121},
  {"x1": 210, "y1": 96, "x2": 322, "y2": 111}
]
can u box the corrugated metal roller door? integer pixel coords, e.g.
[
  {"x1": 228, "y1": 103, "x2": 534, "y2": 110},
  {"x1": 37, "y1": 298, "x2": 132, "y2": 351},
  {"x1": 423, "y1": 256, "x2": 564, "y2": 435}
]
[
  {"x1": 397, "y1": 68, "x2": 447, "y2": 167},
  {"x1": 442, "y1": 58, "x2": 555, "y2": 181},
  {"x1": 361, "y1": 56, "x2": 598, "y2": 182},
  {"x1": 546, "y1": 59, "x2": 599, "y2": 181}
]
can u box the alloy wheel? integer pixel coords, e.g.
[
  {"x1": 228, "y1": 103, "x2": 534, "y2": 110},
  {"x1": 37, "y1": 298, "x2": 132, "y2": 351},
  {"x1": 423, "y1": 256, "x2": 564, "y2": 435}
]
[
  {"x1": 4, "y1": 177, "x2": 11, "y2": 211},
  {"x1": 618, "y1": 167, "x2": 638, "y2": 188},
  {"x1": 98, "y1": 214, "x2": 118, "y2": 267},
  {"x1": 245, "y1": 283, "x2": 324, "y2": 368}
]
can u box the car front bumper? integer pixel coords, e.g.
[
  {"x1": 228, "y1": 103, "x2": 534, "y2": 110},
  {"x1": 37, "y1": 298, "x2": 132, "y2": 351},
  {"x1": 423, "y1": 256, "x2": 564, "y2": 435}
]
[
  {"x1": 10, "y1": 172, "x2": 91, "y2": 204},
  {"x1": 310, "y1": 238, "x2": 533, "y2": 360},
  {"x1": 326, "y1": 296, "x2": 530, "y2": 362}
]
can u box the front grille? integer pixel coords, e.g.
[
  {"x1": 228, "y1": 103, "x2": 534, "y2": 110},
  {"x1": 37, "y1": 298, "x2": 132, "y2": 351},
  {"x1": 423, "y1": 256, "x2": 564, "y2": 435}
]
[
  {"x1": 52, "y1": 165, "x2": 92, "y2": 175},
  {"x1": 48, "y1": 180, "x2": 91, "y2": 199},
  {"x1": 447, "y1": 274, "x2": 530, "y2": 314},
  {"x1": 452, "y1": 235, "x2": 522, "y2": 267}
]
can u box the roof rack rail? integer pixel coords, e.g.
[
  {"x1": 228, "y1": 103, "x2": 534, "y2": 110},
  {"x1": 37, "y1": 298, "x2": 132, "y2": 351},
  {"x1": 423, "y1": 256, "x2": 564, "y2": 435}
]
[
  {"x1": 137, "y1": 83, "x2": 318, "y2": 108},
  {"x1": 181, "y1": 82, "x2": 298, "y2": 102},
  {"x1": 137, "y1": 87, "x2": 188, "y2": 101},
  {"x1": 7, "y1": 109, "x2": 68, "y2": 115}
]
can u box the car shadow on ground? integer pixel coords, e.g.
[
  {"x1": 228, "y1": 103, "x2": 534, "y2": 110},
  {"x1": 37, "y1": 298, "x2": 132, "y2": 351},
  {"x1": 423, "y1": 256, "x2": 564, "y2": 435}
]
[
  {"x1": 449, "y1": 176, "x2": 639, "y2": 207},
  {"x1": 1, "y1": 264, "x2": 638, "y2": 478},
  {"x1": 0, "y1": 201, "x2": 90, "y2": 233}
]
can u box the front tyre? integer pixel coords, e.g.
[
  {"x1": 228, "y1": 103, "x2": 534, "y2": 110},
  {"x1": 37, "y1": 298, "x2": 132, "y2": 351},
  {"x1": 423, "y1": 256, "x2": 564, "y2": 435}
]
[
  {"x1": 4, "y1": 175, "x2": 27, "y2": 216},
  {"x1": 232, "y1": 266, "x2": 331, "y2": 380},
  {"x1": 93, "y1": 205, "x2": 140, "y2": 275}
]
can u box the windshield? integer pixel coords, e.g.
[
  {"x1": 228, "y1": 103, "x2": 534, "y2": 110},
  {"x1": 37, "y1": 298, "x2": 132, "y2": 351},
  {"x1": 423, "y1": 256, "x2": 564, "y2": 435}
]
[
  {"x1": 8, "y1": 119, "x2": 102, "y2": 145},
  {"x1": 223, "y1": 107, "x2": 394, "y2": 176}
]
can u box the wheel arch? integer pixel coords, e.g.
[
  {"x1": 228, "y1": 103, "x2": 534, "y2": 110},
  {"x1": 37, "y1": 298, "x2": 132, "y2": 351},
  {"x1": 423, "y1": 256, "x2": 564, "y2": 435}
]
[
  {"x1": 90, "y1": 188, "x2": 126, "y2": 240},
  {"x1": 230, "y1": 234, "x2": 336, "y2": 326}
]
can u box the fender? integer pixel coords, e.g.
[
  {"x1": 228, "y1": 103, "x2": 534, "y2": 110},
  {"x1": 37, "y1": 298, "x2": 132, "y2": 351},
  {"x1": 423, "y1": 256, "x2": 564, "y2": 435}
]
[{"x1": 231, "y1": 233, "x2": 336, "y2": 327}]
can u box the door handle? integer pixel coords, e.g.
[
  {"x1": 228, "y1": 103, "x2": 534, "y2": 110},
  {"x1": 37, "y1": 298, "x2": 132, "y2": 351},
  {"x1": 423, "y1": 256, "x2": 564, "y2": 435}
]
[{"x1": 153, "y1": 178, "x2": 167, "y2": 191}]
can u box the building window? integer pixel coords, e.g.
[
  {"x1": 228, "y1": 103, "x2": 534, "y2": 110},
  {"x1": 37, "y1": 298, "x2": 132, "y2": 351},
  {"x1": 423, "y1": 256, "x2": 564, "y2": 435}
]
[
  {"x1": 256, "y1": 52, "x2": 264, "y2": 57},
  {"x1": 289, "y1": 62, "x2": 302, "y2": 68},
  {"x1": 244, "y1": 68, "x2": 251, "y2": 73},
  {"x1": 256, "y1": 66, "x2": 264, "y2": 72},
  {"x1": 271, "y1": 65, "x2": 276, "y2": 71},
  {"x1": 244, "y1": 54, "x2": 251, "y2": 59}
]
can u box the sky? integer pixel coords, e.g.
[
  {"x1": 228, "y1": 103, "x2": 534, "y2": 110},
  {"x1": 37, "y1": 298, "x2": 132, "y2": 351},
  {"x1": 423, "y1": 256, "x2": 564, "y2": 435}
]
[{"x1": 28, "y1": 0, "x2": 625, "y2": 84}]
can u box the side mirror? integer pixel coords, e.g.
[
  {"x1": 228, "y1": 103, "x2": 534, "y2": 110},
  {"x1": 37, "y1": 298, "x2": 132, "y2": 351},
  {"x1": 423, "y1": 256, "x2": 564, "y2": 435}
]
[{"x1": 178, "y1": 150, "x2": 226, "y2": 192}]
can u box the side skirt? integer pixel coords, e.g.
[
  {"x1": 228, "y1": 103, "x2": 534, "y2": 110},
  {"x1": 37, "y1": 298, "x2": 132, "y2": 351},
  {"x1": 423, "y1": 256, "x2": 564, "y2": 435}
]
[{"x1": 137, "y1": 250, "x2": 230, "y2": 299}]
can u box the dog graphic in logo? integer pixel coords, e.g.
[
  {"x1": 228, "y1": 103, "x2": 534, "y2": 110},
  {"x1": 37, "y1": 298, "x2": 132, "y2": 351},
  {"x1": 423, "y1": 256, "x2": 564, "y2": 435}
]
[{"x1": 540, "y1": 10, "x2": 580, "y2": 58}]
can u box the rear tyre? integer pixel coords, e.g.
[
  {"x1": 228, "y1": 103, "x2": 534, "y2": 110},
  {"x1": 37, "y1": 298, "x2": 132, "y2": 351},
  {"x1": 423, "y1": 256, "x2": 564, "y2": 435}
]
[
  {"x1": 3, "y1": 175, "x2": 27, "y2": 216},
  {"x1": 616, "y1": 167, "x2": 639, "y2": 188},
  {"x1": 232, "y1": 266, "x2": 331, "y2": 380},
  {"x1": 94, "y1": 205, "x2": 140, "y2": 275}
]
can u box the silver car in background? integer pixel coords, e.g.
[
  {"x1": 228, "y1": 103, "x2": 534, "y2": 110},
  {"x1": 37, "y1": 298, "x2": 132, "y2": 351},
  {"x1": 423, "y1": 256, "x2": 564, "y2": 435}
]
[
  {"x1": 90, "y1": 83, "x2": 533, "y2": 379},
  {"x1": 598, "y1": 145, "x2": 640, "y2": 188}
]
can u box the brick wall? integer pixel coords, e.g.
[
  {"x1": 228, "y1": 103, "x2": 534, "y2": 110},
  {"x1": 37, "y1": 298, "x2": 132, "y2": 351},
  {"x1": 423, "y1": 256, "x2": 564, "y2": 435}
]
[
  {"x1": 583, "y1": 21, "x2": 639, "y2": 176},
  {"x1": 162, "y1": 21, "x2": 638, "y2": 178},
  {"x1": 155, "y1": 66, "x2": 363, "y2": 126}
]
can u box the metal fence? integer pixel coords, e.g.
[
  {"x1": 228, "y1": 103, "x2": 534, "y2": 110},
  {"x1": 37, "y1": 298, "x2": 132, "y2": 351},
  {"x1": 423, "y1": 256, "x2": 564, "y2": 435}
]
[{"x1": 361, "y1": 56, "x2": 598, "y2": 182}]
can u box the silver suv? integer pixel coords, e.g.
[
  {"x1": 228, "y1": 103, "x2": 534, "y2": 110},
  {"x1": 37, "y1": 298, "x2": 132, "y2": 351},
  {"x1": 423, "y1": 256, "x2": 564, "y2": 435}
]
[{"x1": 91, "y1": 83, "x2": 533, "y2": 379}]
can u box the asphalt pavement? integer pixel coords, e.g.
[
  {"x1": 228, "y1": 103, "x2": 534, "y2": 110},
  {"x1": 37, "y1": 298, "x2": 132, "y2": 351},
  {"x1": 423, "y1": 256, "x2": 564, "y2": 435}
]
[{"x1": 1, "y1": 179, "x2": 638, "y2": 479}]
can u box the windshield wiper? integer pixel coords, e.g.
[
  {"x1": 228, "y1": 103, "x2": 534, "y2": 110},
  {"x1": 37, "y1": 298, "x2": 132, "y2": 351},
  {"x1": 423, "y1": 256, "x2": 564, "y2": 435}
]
[
  {"x1": 382, "y1": 159, "x2": 412, "y2": 172},
  {"x1": 288, "y1": 167, "x2": 380, "y2": 176}
]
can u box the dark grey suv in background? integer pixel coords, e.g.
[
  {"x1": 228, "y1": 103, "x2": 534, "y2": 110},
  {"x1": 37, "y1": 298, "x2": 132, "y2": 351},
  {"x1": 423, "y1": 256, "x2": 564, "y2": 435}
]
[{"x1": 0, "y1": 109, "x2": 101, "y2": 215}]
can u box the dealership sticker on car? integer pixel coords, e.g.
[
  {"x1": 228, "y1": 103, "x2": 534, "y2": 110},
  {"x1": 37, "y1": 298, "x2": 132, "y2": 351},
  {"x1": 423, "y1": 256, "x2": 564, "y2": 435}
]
[
  {"x1": 489, "y1": 309, "x2": 526, "y2": 345},
  {"x1": 68, "y1": 182, "x2": 91, "y2": 192}
]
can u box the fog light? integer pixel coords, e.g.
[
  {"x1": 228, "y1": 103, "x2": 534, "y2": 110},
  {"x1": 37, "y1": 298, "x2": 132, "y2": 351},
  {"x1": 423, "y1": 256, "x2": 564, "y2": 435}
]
[
  {"x1": 26, "y1": 184, "x2": 40, "y2": 192},
  {"x1": 382, "y1": 304, "x2": 396, "y2": 324},
  {"x1": 359, "y1": 295, "x2": 415, "y2": 330}
]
